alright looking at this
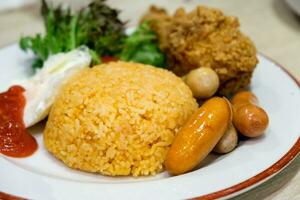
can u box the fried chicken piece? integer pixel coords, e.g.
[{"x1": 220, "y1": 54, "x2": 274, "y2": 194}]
[
  {"x1": 142, "y1": 6, "x2": 258, "y2": 96},
  {"x1": 140, "y1": 6, "x2": 172, "y2": 50}
]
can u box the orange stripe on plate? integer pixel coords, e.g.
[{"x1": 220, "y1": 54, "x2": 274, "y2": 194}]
[
  {"x1": 1, "y1": 54, "x2": 299, "y2": 200},
  {"x1": 193, "y1": 53, "x2": 300, "y2": 200},
  {"x1": 0, "y1": 192, "x2": 26, "y2": 200},
  {"x1": 194, "y1": 137, "x2": 300, "y2": 200}
]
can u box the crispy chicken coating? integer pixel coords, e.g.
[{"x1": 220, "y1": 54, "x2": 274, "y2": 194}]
[{"x1": 142, "y1": 6, "x2": 258, "y2": 96}]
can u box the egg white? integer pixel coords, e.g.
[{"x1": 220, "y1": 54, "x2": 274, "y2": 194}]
[{"x1": 20, "y1": 46, "x2": 91, "y2": 127}]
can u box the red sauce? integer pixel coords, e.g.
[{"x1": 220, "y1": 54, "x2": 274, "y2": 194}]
[
  {"x1": 101, "y1": 56, "x2": 118, "y2": 63},
  {"x1": 0, "y1": 85, "x2": 37, "y2": 157}
]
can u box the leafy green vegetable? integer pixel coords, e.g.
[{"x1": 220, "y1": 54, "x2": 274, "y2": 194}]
[
  {"x1": 20, "y1": 0, "x2": 166, "y2": 69},
  {"x1": 119, "y1": 22, "x2": 166, "y2": 68},
  {"x1": 20, "y1": 0, "x2": 126, "y2": 69}
]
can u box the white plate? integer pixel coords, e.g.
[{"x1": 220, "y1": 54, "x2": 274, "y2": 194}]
[{"x1": 0, "y1": 44, "x2": 299, "y2": 200}]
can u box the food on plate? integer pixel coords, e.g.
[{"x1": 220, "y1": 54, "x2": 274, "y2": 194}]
[
  {"x1": 44, "y1": 61, "x2": 198, "y2": 176},
  {"x1": 165, "y1": 97, "x2": 232, "y2": 175},
  {"x1": 120, "y1": 21, "x2": 166, "y2": 68},
  {"x1": 0, "y1": 0, "x2": 270, "y2": 177},
  {"x1": 213, "y1": 123, "x2": 238, "y2": 154},
  {"x1": 20, "y1": 0, "x2": 126, "y2": 68},
  {"x1": 232, "y1": 91, "x2": 269, "y2": 137},
  {"x1": 20, "y1": 0, "x2": 165, "y2": 69},
  {"x1": 142, "y1": 6, "x2": 258, "y2": 95},
  {"x1": 183, "y1": 67, "x2": 219, "y2": 99},
  {"x1": 0, "y1": 47, "x2": 90, "y2": 158},
  {"x1": 0, "y1": 86, "x2": 37, "y2": 157},
  {"x1": 21, "y1": 47, "x2": 91, "y2": 127}
]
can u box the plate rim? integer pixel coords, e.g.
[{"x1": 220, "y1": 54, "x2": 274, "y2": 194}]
[
  {"x1": 0, "y1": 46, "x2": 299, "y2": 200},
  {"x1": 195, "y1": 53, "x2": 300, "y2": 199},
  {"x1": 196, "y1": 138, "x2": 300, "y2": 200}
]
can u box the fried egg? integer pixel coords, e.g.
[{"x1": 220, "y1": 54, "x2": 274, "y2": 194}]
[{"x1": 20, "y1": 46, "x2": 91, "y2": 127}]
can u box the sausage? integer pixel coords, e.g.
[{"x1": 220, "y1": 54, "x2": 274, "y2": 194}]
[
  {"x1": 232, "y1": 91, "x2": 269, "y2": 137},
  {"x1": 165, "y1": 97, "x2": 232, "y2": 175}
]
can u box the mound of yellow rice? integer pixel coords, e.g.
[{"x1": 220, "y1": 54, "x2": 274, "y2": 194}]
[{"x1": 44, "y1": 61, "x2": 198, "y2": 176}]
